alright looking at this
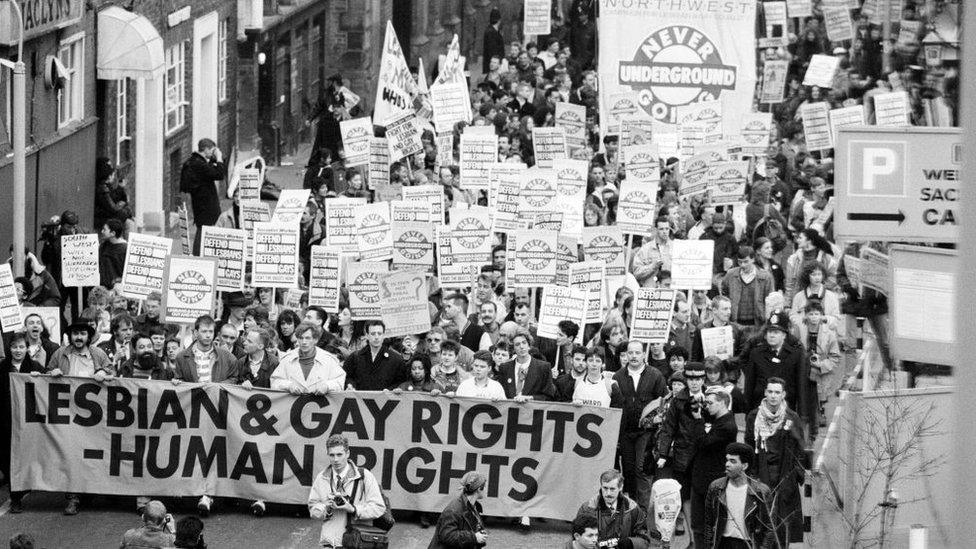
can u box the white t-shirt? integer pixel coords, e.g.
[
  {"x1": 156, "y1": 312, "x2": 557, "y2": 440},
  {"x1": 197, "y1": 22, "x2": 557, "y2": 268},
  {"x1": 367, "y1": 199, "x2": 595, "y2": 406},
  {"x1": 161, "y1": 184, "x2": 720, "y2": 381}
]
[
  {"x1": 456, "y1": 378, "x2": 507, "y2": 400},
  {"x1": 193, "y1": 346, "x2": 214, "y2": 383},
  {"x1": 572, "y1": 377, "x2": 613, "y2": 408},
  {"x1": 722, "y1": 481, "x2": 749, "y2": 539}
]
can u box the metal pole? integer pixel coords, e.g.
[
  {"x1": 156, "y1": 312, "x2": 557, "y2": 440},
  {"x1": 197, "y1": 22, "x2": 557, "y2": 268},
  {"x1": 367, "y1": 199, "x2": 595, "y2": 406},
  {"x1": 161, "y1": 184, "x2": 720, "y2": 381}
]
[
  {"x1": 881, "y1": 0, "x2": 892, "y2": 75},
  {"x1": 955, "y1": 0, "x2": 976, "y2": 545},
  {"x1": 9, "y1": 0, "x2": 25, "y2": 277}
]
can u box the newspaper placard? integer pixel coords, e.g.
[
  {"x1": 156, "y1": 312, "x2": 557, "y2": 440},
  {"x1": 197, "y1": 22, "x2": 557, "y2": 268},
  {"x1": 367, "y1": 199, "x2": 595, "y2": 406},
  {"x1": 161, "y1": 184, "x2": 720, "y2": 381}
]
[
  {"x1": 354, "y1": 202, "x2": 394, "y2": 261},
  {"x1": 532, "y1": 127, "x2": 568, "y2": 169},
  {"x1": 671, "y1": 239, "x2": 715, "y2": 290},
  {"x1": 459, "y1": 133, "x2": 498, "y2": 192},
  {"x1": 606, "y1": 92, "x2": 641, "y2": 133},
  {"x1": 623, "y1": 145, "x2": 661, "y2": 186},
  {"x1": 582, "y1": 227, "x2": 626, "y2": 278},
  {"x1": 860, "y1": 247, "x2": 891, "y2": 296},
  {"x1": 0, "y1": 264, "x2": 23, "y2": 333},
  {"x1": 346, "y1": 261, "x2": 389, "y2": 320},
  {"x1": 829, "y1": 105, "x2": 865, "y2": 143},
  {"x1": 700, "y1": 325, "x2": 734, "y2": 360},
  {"x1": 368, "y1": 137, "x2": 390, "y2": 188},
  {"x1": 568, "y1": 261, "x2": 606, "y2": 324},
  {"x1": 435, "y1": 132, "x2": 455, "y2": 167},
  {"x1": 200, "y1": 226, "x2": 246, "y2": 292},
  {"x1": 238, "y1": 168, "x2": 261, "y2": 201},
  {"x1": 785, "y1": 0, "x2": 812, "y2": 17},
  {"x1": 510, "y1": 229, "x2": 558, "y2": 288},
  {"x1": 555, "y1": 102, "x2": 587, "y2": 150},
  {"x1": 240, "y1": 200, "x2": 271, "y2": 259},
  {"x1": 554, "y1": 159, "x2": 588, "y2": 242},
  {"x1": 386, "y1": 111, "x2": 424, "y2": 163},
  {"x1": 758, "y1": 2, "x2": 788, "y2": 48},
  {"x1": 373, "y1": 20, "x2": 417, "y2": 126},
  {"x1": 617, "y1": 179, "x2": 659, "y2": 236},
  {"x1": 392, "y1": 221, "x2": 435, "y2": 273},
  {"x1": 436, "y1": 226, "x2": 475, "y2": 289},
  {"x1": 271, "y1": 189, "x2": 311, "y2": 224},
  {"x1": 324, "y1": 197, "x2": 367, "y2": 252},
  {"x1": 630, "y1": 288, "x2": 677, "y2": 344},
  {"x1": 800, "y1": 102, "x2": 833, "y2": 151},
  {"x1": 489, "y1": 162, "x2": 525, "y2": 233},
  {"x1": 678, "y1": 121, "x2": 706, "y2": 161},
  {"x1": 897, "y1": 20, "x2": 922, "y2": 48},
  {"x1": 162, "y1": 256, "x2": 218, "y2": 323},
  {"x1": 620, "y1": 117, "x2": 655, "y2": 147},
  {"x1": 760, "y1": 60, "x2": 789, "y2": 104},
  {"x1": 391, "y1": 200, "x2": 432, "y2": 224},
  {"x1": 873, "y1": 91, "x2": 910, "y2": 126},
  {"x1": 252, "y1": 222, "x2": 300, "y2": 288},
  {"x1": 518, "y1": 168, "x2": 558, "y2": 225},
  {"x1": 403, "y1": 185, "x2": 444, "y2": 224},
  {"x1": 430, "y1": 81, "x2": 472, "y2": 133},
  {"x1": 177, "y1": 203, "x2": 191, "y2": 255},
  {"x1": 679, "y1": 152, "x2": 711, "y2": 197},
  {"x1": 308, "y1": 245, "x2": 343, "y2": 311},
  {"x1": 449, "y1": 205, "x2": 493, "y2": 267},
  {"x1": 379, "y1": 270, "x2": 433, "y2": 338},
  {"x1": 60, "y1": 233, "x2": 100, "y2": 287},
  {"x1": 824, "y1": 6, "x2": 853, "y2": 42},
  {"x1": 532, "y1": 212, "x2": 562, "y2": 233},
  {"x1": 739, "y1": 113, "x2": 773, "y2": 156},
  {"x1": 537, "y1": 285, "x2": 588, "y2": 340},
  {"x1": 121, "y1": 233, "x2": 173, "y2": 300},
  {"x1": 339, "y1": 117, "x2": 373, "y2": 167},
  {"x1": 523, "y1": 0, "x2": 552, "y2": 35},
  {"x1": 707, "y1": 161, "x2": 750, "y2": 206},
  {"x1": 803, "y1": 55, "x2": 840, "y2": 88},
  {"x1": 555, "y1": 236, "x2": 577, "y2": 287}
]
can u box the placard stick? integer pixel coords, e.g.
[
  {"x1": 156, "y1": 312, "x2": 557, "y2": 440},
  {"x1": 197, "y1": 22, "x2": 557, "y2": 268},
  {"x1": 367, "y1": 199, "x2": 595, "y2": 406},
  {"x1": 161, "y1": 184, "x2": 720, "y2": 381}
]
[
  {"x1": 77, "y1": 287, "x2": 84, "y2": 315},
  {"x1": 530, "y1": 288, "x2": 537, "y2": 319},
  {"x1": 552, "y1": 346, "x2": 562, "y2": 379},
  {"x1": 625, "y1": 234, "x2": 635, "y2": 273}
]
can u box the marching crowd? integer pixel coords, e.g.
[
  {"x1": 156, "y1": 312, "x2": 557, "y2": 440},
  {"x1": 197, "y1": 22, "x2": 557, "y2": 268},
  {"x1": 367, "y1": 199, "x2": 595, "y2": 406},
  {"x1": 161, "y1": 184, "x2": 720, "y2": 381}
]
[{"x1": 1, "y1": 1, "x2": 959, "y2": 548}]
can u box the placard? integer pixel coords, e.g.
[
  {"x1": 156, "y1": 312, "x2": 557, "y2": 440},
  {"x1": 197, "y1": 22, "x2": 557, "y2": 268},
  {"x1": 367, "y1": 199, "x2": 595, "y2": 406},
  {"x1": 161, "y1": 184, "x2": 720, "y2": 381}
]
[
  {"x1": 60, "y1": 233, "x2": 100, "y2": 287},
  {"x1": 873, "y1": 91, "x2": 910, "y2": 126},
  {"x1": 620, "y1": 117, "x2": 655, "y2": 147},
  {"x1": 859, "y1": 247, "x2": 890, "y2": 296},
  {"x1": 739, "y1": 113, "x2": 773, "y2": 156},
  {"x1": 523, "y1": 0, "x2": 552, "y2": 35},
  {"x1": 532, "y1": 212, "x2": 563, "y2": 233},
  {"x1": 568, "y1": 261, "x2": 606, "y2": 324},
  {"x1": 391, "y1": 200, "x2": 432, "y2": 224},
  {"x1": 800, "y1": 102, "x2": 833, "y2": 151},
  {"x1": 237, "y1": 168, "x2": 262, "y2": 201},
  {"x1": 679, "y1": 152, "x2": 711, "y2": 197},
  {"x1": 630, "y1": 288, "x2": 677, "y2": 344},
  {"x1": 758, "y1": 2, "x2": 788, "y2": 48},
  {"x1": 532, "y1": 127, "x2": 568, "y2": 169},
  {"x1": 368, "y1": 137, "x2": 390, "y2": 188},
  {"x1": 802, "y1": 55, "x2": 840, "y2": 89},
  {"x1": 605, "y1": 92, "x2": 641, "y2": 133},
  {"x1": 403, "y1": 185, "x2": 445, "y2": 224},
  {"x1": 700, "y1": 325, "x2": 734, "y2": 359},
  {"x1": 785, "y1": 0, "x2": 812, "y2": 18},
  {"x1": 121, "y1": 233, "x2": 173, "y2": 300},
  {"x1": 240, "y1": 200, "x2": 271, "y2": 258},
  {"x1": 617, "y1": 179, "x2": 659, "y2": 236},
  {"x1": 554, "y1": 159, "x2": 588, "y2": 242},
  {"x1": 518, "y1": 168, "x2": 558, "y2": 224},
  {"x1": 354, "y1": 202, "x2": 394, "y2": 261},
  {"x1": 435, "y1": 131, "x2": 455, "y2": 167},
  {"x1": 829, "y1": 105, "x2": 865, "y2": 143},
  {"x1": 347, "y1": 261, "x2": 389, "y2": 320},
  {"x1": 459, "y1": 133, "x2": 498, "y2": 192},
  {"x1": 162, "y1": 256, "x2": 218, "y2": 324},
  {"x1": 177, "y1": 203, "x2": 191, "y2": 255},
  {"x1": 339, "y1": 117, "x2": 373, "y2": 167},
  {"x1": 671, "y1": 239, "x2": 714, "y2": 290},
  {"x1": 308, "y1": 245, "x2": 343, "y2": 311},
  {"x1": 824, "y1": 5, "x2": 853, "y2": 42},
  {"x1": 324, "y1": 197, "x2": 367, "y2": 252},
  {"x1": 489, "y1": 162, "x2": 525, "y2": 233},
  {"x1": 271, "y1": 189, "x2": 311, "y2": 224},
  {"x1": 623, "y1": 144, "x2": 661, "y2": 186},
  {"x1": 373, "y1": 20, "x2": 417, "y2": 126},
  {"x1": 760, "y1": 60, "x2": 788, "y2": 104},
  {"x1": 251, "y1": 222, "x2": 300, "y2": 288},
  {"x1": 707, "y1": 161, "x2": 750, "y2": 206},
  {"x1": 582, "y1": 227, "x2": 626, "y2": 278},
  {"x1": 449, "y1": 205, "x2": 492, "y2": 268},
  {"x1": 392, "y1": 221, "x2": 435, "y2": 273},
  {"x1": 436, "y1": 226, "x2": 475, "y2": 288},
  {"x1": 379, "y1": 270, "x2": 432, "y2": 338},
  {"x1": 200, "y1": 226, "x2": 246, "y2": 292},
  {"x1": 555, "y1": 236, "x2": 577, "y2": 287},
  {"x1": 555, "y1": 102, "x2": 587, "y2": 150},
  {"x1": 0, "y1": 264, "x2": 23, "y2": 333},
  {"x1": 897, "y1": 20, "x2": 921, "y2": 48},
  {"x1": 510, "y1": 229, "x2": 558, "y2": 288},
  {"x1": 537, "y1": 285, "x2": 588, "y2": 340},
  {"x1": 385, "y1": 111, "x2": 424, "y2": 163},
  {"x1": 678, "y1": 121, "x2": 707, "y2": 161},
  {"x1": 677, "y1": 100, "x2": 723, "y2": 143},
  {"x1": 430, "y1": 81, "x2": 472, "y2": 133}
]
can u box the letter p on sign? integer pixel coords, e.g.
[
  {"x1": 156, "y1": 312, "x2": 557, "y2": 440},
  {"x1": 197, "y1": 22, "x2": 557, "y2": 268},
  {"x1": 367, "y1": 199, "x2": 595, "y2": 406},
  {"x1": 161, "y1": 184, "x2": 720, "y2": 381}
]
[{"x1": 849, "y1": 141, "x2": 906, "y2": 197}]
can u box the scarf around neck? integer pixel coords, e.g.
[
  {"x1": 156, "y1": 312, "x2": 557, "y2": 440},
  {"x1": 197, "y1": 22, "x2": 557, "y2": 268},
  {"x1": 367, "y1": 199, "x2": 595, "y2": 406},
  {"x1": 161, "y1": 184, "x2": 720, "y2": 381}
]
[{"x1": 754, "y1": 399, "x2": 788, "y2": 451}]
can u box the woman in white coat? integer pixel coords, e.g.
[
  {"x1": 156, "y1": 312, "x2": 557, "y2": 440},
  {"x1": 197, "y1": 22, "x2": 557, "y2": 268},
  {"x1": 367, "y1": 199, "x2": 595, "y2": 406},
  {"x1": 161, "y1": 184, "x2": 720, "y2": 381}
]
[{"x1": 271, "y1": 322, "x2": 345, "y2": 395}]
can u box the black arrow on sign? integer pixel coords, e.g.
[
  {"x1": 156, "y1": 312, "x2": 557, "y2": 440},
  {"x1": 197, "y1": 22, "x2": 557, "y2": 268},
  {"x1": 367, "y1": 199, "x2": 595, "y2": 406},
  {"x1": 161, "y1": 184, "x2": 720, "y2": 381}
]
[{"x1": 847, "y1": 211, "x2": 906, "y2": 224}]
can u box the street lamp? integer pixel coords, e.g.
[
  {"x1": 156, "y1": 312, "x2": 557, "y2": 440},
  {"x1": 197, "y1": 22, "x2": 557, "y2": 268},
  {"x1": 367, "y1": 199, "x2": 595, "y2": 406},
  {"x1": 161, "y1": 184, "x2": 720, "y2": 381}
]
[{"x1": 1, "y1": 0, "x2": 26, "y2": 277}]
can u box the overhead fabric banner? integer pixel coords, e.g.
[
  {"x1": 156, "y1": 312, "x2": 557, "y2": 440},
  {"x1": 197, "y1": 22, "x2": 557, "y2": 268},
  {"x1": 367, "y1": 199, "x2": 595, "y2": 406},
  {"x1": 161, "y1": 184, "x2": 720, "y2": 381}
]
[
  {"x1": 598, "y1": 1, "x2": 757, "y2": 136},
  {"x1": 10, "y1": 375, "x2": 620, "y2": 520}
]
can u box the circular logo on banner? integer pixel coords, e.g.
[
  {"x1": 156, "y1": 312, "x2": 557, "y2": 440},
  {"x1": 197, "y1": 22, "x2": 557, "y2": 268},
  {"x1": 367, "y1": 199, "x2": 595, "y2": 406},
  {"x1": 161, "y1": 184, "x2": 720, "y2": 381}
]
[
  {"x1": 523, "y1": 178, "x2": 556, "y2": 208},
  {"x1": 618, "y1": 26, "x2": 738, "y2": 123},
  {"x1": 557, "y1": 168, "x2": 584, "y2": 196},
  {"x1": 396, "y1": 230, "x2": 430, "y2": 260},
  {"x1": 627, "y1": 151, "x2": 657, "y2": 180},
  {"x1": 351, "y1": 272, "x2": 380, "y2": 303},
  {"x1": 622, "y1": 192, "x2": 651, "y2": 219},
  {"x1": 360, "y1": 214, "x2": 388, "y2": 245},
  {"x1": 347, "y1": 127, "x2": 370, "y2": 153},
  {"x1": 453, "y1": 217, "x2": 488, "y2": 249},
  {"x1": 743, "y1": 120, "x2": 767, "y2": 146},
  {"x1": 171, "y1": 270, "x2": 207, "y2": 304},
  {"x1": 518, "y1": 239, "x2": 553, "y2": 271},
  {"x1": 587, "y1": 235, "x2": 622, "y2": 262}
]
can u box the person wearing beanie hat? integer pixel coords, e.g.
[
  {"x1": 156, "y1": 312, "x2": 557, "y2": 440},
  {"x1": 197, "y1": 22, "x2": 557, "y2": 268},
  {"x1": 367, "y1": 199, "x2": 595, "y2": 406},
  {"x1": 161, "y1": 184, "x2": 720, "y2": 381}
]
[
  {"x1": 572, "y1": 469, "x2": 650, "y2": 549},
  {"x1": 742, "y1": 310, "x2": 812, "y2": 435},
  {"x1": 429, "y1": 471, "x2": 489, "y2": 548}
]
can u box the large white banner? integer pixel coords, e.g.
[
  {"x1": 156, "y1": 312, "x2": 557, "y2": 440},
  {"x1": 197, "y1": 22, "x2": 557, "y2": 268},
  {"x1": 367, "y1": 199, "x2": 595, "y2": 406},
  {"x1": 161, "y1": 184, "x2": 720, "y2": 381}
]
[
  {"x1": 373, "y1": 21, "x2": 417, "y2": 127},
  {"x1": 598, "y1": 2, "x2": 756, "y2": 136}
]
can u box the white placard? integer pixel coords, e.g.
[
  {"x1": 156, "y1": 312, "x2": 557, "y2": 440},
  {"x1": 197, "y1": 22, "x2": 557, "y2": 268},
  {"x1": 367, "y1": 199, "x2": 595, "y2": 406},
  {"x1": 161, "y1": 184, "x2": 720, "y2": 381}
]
[
  {"x1": 671, "y1": 239, "x2": 714, "y2": 290},
  {"x1": 60, "y1": 233, "x2": 100, "y2": 287},
  {"x1": 354, "y1": 202, "x2": 394, "y2": 261},
  {"x1": 200, "y1": 226, "x2": 246, "y2": 292},
  {"x1": 162, "y1": 256, "x2": 218, "y2": 323},
  {"x1": 308, "y1": 245, "x2": 343, "y2": 312},
  {"x1": 251, "y1": 222, "x2": 300, "y2": 288},
  {"x1": 532, "y1": 127, "x2": 568, "y2": 168},
  {"x1": 459, "y1": 132, "x2": 498, "y2": 192},
  {"x1": 803, "y1": 55, "x2": 840, "y2": 89},
  {"x1": 537, "y1": 285, "x2": 588, "y2": 340},
  {"x1": 339, "y1": 117, "x2": 373, "y2": 167},
  {"x1": 0, "y1": 264, "x2": 23, "y2": 333},
  {"x1": 121, "y1": 233, "x2": 173, "y2": 300}
]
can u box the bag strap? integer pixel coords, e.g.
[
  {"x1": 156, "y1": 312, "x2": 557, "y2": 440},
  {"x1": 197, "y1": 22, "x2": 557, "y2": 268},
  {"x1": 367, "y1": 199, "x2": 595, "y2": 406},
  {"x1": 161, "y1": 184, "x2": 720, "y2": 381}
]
[{"x1": 349, "y1": 466, "x2": 362, "y2": 504}]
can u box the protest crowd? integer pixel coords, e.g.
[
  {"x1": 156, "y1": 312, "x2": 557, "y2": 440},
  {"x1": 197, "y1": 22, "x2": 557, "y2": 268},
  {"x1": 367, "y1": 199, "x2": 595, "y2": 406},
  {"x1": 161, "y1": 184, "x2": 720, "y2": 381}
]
[{"x1": 0, "y1": 0, "x2": 960, "y2": 548}]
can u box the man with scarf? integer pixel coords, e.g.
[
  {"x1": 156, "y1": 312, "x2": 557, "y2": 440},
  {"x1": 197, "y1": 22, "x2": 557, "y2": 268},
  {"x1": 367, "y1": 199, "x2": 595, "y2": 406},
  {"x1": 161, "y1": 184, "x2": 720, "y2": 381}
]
[
  {"x1": 573, "y1": 469, "x2": 650, "y2": 549},
  {"x1": 745, "y1": 377, "x2": 806, "y2": 546}
]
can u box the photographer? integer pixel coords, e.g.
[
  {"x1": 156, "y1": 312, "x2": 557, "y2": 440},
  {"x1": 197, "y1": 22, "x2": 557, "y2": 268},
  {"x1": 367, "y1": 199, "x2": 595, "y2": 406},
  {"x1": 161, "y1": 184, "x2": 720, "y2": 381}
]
[
  {"x1": 119, "y1": 500, "x2": 175, "y2": 549},
  {"x1": 429, "y1": 471, "x2": 489, "y2": 548},
  {"x1": 573, "y1": 469, "x2": 650, "y2": 549},
  {"x1": 308, "y1": 434, "x2": 386, "y2": 548}
]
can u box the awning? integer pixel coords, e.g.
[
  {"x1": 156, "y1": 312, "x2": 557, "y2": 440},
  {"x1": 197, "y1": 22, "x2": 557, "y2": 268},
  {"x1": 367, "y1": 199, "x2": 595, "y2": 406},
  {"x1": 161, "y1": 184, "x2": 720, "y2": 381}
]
[{"x1": 97, "y1": 7, "x2": 164, "y2": 80}]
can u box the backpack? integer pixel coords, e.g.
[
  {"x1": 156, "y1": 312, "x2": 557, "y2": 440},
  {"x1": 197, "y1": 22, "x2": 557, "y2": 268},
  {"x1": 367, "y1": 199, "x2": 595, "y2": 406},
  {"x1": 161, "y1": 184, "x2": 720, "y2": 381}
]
[{"x1": 752, "y1": 203, "x2": 788, "y2": 250}]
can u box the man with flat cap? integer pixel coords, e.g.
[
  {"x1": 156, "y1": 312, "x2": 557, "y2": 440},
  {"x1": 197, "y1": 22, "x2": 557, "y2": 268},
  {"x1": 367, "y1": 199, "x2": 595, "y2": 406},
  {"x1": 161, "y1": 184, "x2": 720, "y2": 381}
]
[{"x1": 429, "y1": 471, "x2": 489, "y2": 548}]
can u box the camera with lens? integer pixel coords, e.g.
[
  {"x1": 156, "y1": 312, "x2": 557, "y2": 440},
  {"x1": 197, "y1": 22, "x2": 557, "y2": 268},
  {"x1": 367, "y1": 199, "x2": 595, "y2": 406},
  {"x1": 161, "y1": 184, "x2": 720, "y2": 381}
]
[
  {"x1": 332, "y1": 494, "x2": 347, "y2": 507},
  {"x1": 809, "y1": 353, "x2": 820, "y2": 365}
]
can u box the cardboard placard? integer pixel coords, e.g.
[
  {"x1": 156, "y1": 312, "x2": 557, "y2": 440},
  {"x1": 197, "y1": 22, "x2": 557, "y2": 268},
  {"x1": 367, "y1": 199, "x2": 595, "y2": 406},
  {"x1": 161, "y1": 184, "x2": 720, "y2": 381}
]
[
  {"x1": 0, "y1": 264, "x2": 23, "y2": 333},
  {"x1": 679, "y1": 152, "x2": 711, "y2": 198},
  {"x1": 510, "y1": 229, "x2": 558, "y2": 288},
  {"x1": 623, "y1": 144, "x2": 661, "y2": 186},
  {"x1": 553, "y1": 159, "x2": 588, "y2": 242},
  {"x1": 630, "y1": 288, "x2": 677, "y2": 344},
  {"x1": 568, "y1": 260, "x2": 606, "y2": 324},
  {"x1": 518, "y1": 168, "x2": 558, "y2": 224},
  {"x1": 803, "y1": 55, "x2": 840, "y2": 89},
  {"x1": 60, "y1": 233, "x2": 100, "y2": 288},
  {"x1": 617, "y1": 179, "x2": 659, "y2": 236},
  {"x1": 392, "y1": 221, "x2": 435, "y2": 273},
  {"x1": 700, "y1": 325, "x2": 734, "y2": 359},
  {"x1": 707, "y1": 161, "x2": 750, "y2": 206},
  {"x1": 379, "y1": 270, "x2": 433, "y2": 338},
  {"x1": 582, "y1": 227, "x2": 626, "y2": 278},
  {"x1": 739, "y1": 112, "x2": 773, "y2": 156},
  {"x1": 430, "y1": 80, "x2": 473, "y2": 133},
  {"x1": 459, "y1": 133, "x2": 498, "y2": 192},
  {"x1": 800, "y1": 101, "x2": 833, "y2": 151},
  {"x1": 449, "y1": 205, "x2": 492, "y2": 269},
  {"x1": 177, "y1": 203, "x2": 191, "y2": 255},
  {"x1": 346, "y1": 261, "x2": 388, "y2": 320},
  {"x1": 200, "y1": 226, "x2": 247, "y2": 292},
  {"x1": 671, "y1": 240, "x2": 715, "y2": 290},
  {"x1": 237, "y1": 168, "x2": 261, "y2": 201},
  {"x1": 402, "y1": 185, "x2": 444, "y2": 224},
  {"x1": 240, "y1": 200, "x2": 271, "y2": 259},
  {"x1": 537, "y1": 285, "x2": 588, "y2": 340},
  {"x1": 324, "y1": 197, "x2": 367, "y2": 252},
  {"x1": 391, "y1": 200, "x2": 432, "y2": 224},
  {"x1": 829, "y1": 105, "x2": 866, "y2": 143},
  {"x1": 760, "y1": 60, "x2": 789, "y2": 104},
  {"x1": 523, "y1": 0, "x2": 552, "y2": 35},
  {"x1": 271, "y1": 189, "x2": 311, "y2": 224},
  {"x1": 555, "y1": 236, "x2": 578, "y2": 288},
  {"x1": 385, "y1": 111, "x2": 424, "y2": 163},
  {"x1": 340, "y1": 117, "x2": 373, "y2": 167},
  {"x1": 354, "y1": 202, "x2": 394, "y2": 261},
  {"x1": 532, "y1": 127, "x2": 568, "y2": 168},
  {"x1": 121, "y1": 233, "x2": 173, "y2": 300},
  {"x1": 368, "y1": 137, "x2": 391, "y2": 188},
  {"x1": 251, "y1": 222, "x2": 300, "y2": 288},
  {"x1": 308, "y1": 245, "x2": 343, "y2": 311},
  {"x1": 873, "y1": 91, "x2": 910, "y2": 126},
  {"x1": 489, "y1": 162, "x2": 526, "y2": 233},
  {"x1": 162, "y1": 256, "x2": 218, "y2": 324},
  {"x1": 555, "y1": 102, "x2": 587, "y2": 150}
]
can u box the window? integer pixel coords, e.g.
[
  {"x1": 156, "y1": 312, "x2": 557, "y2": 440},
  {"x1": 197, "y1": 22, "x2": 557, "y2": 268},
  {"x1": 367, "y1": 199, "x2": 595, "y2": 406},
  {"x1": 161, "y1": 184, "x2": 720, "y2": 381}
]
[
  {"x1": 164, "y1": 42, "x2": 187, "y2": 134},
  {"x1": 116, "y1": 79, "x2": 130, "y2": 164},
  {"x1": 218, "y1": 18, "x2": 228, "y2": 102},
  {"x1": 57, "y1": 33, "x2": 85, "y2": 127}
]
